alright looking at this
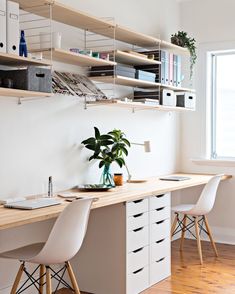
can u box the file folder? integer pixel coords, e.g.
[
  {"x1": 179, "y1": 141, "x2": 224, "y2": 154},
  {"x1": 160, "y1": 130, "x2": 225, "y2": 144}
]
[
  {"x1": 160, "y1": 50, "x2": 165, "y2": 84},
  {"x1": 176, "y1": 55, "x2": 182, "y2": 87},
  {"x1": 7, "y1": 0, "x2": 19, "y2": 55},
  {"x1": 0, "y1": 0, "x2": 6, "y2": 53},
  {"x1": 164, "y1": 52, "x2": 169, "y2": 85},
  {"x1": 169, "y1": 53, "x2": 174, "y2": 86},
  {"x1": 173, "y1": 55, "x2": 177, "y2": 87}
]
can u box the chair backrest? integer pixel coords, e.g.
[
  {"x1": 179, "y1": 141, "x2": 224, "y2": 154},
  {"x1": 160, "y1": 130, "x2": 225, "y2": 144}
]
[
  {"x1": 30, "y1": 198, "x2": 94, "y2": 265},
  {"x1": 193, "y1": 174, "x2": 223, "y2": 215}
]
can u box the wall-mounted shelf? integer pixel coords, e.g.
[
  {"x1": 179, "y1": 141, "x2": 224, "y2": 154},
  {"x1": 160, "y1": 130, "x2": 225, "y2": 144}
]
[
  {"x1": 13, "y1": 0, "x2": 188, "y2": 53},
  {"x1": 91, "y1": 75, "x2": 161, "y2": 88},
  {"x1": 0, "y1": 52, "x2": 51, "y2": 67},
  {"x1": 37, "y1": 48, "x2": 117, "y2": 67},
  {"x1": 113, "y1": 50, "x2": 161, "y2": 66},
  {"x1": 87, "y1": 100, "x2": 195, "y2": 112},
  {"x1": 91, "y1": 75, "x2": 195, "y2": 92},
  {"x1": 0, "y1": 87, "x2": 53, "y2": 98},
  {"x1": 161, "y1": 41, "x2": 190, "y2": 55}
]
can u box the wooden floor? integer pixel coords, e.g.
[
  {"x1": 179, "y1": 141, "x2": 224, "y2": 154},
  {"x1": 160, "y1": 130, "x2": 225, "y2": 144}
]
[{"x1": 57, "y1": 239, "x2": 235, "y2": 294}]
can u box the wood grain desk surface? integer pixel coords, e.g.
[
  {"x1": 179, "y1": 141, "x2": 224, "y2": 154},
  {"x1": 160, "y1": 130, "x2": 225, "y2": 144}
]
[{"x1": 0, "y1": 173, "x2": 232, "y2": 231}]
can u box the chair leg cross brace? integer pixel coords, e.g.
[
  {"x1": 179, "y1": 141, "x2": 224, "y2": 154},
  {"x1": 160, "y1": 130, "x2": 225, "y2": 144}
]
[
  {"x1": 171, "y1": 213, "x2": 219, "y2": 264},
  {"x1": 12, "y1": 262, "x2": 76, "y2": 294}
]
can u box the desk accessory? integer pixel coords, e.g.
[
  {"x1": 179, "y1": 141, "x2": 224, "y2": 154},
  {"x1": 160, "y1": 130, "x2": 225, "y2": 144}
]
[
  {"x1": 114, "y1": 173, "x2": 123, "y2": 186},
  {"x1": 19, "y1": 30, "x2": 27, "y2": 57},
  {"x1": 82, "y1": 127, "x2": 131, "y2": 188},
  {"x1": 48, "y1": 176, "x2": 53, "y2": 197},
  {"x1": 77, "y1": 184, "x2": 112, "y2": 191},
  {"x1": 160, "y1": 176, "x2": 191, "y2": 181}
]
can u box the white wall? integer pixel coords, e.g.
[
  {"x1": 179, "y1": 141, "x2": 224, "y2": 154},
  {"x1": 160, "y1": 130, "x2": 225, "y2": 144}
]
[
  {"x1": 0, "y1": 0, "x2": 181, "y2": 292},
  {"x1": 179, "y1": 0, "x2": 235, "y2": 244}
]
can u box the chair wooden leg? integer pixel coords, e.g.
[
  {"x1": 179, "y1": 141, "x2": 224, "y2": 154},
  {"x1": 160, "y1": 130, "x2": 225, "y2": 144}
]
[
  {"x1": 46, "y1": 267, "x2": 52, "y2": 294},
  {"x1": 194, "y1": 216, "x2": 203, "y2": 265},
  {"x1": 66, "y1": 261, "x2": 81, "y2": 294},
  {"x1": 39, "y1": 265, "x2": 46, "y2": 294},
  {"x1": 171, "y1": 213, "x2": 178, "y2": 238},
  {"x1": 10, "y1": 263, "x2": 25, "y2": 294},
  {"x1": 204, "y1": 215, "x2": 219, "y2": 257},
  {"x1": 180, "y1": 214, "x2": 187, "y2": 251}
]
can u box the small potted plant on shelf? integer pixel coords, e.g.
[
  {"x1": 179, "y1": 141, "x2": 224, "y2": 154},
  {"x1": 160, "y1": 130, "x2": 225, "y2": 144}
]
[
  {"x1": 82, "y1": 127, "x2": 131, "y2": 187},
  {"x1": 171, "y1": 31, "x2": 197, "y2": 80}
]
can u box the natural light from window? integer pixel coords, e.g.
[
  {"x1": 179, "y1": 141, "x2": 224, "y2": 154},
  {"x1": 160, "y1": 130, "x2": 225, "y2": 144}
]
[{"x1": 212, "y1": 53, "x2": 235, "y2": 158}]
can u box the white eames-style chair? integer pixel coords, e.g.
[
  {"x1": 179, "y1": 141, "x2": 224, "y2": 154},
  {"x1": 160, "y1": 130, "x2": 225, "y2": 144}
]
[
  {"x1": 171, "y1": 174, "x2": 223, "y2": 264},
  {"x1": 0, "y1": 198, "x2": 94, "y2": 294}
]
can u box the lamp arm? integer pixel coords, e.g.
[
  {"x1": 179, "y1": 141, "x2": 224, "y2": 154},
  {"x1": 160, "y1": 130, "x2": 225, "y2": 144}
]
[{"x1": 125, "y1": 164, "x2": 132, "y2": 182}]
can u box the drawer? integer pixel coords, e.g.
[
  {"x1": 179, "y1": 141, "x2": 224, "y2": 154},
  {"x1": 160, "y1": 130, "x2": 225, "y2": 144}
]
[
  {"x1": 126, "y1": 198, "x2": 149, "y2": 217},
  {"x1": 127, "y1": 225, "x2": 149, "y2": 252},
  {"x1": 128, "y1": 211, "x2": 149, "y2": 231},
  {"x1": 150, "y1": 256, "x2": 171, "y2": 286},
  {"x1": 150, "y1": 237, "x2": 170, "y2": 263},
  {"x1": 150, "y1": 219, "x2": 170, "y2": 243},
  {"x1": 127, "y1": 246, "x2": 149, "y2": 274},
  {"x1": 150, "y1": 206, "x2": 170, "y2": 224},
  {"x1": 127, "y1": 266, "x2": 149, "y2": 294},
  {"x1": 150, "y1": 193, "x2": 170, "y2": 210}
]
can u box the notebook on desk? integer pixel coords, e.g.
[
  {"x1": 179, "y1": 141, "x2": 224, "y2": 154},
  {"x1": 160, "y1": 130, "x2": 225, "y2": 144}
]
[
  {"x1": 4, "y1": 198, "x2": 62, "y2": 210},
  {"x1": 159, "y1": 176, "x2": 191, "y2": 181}
]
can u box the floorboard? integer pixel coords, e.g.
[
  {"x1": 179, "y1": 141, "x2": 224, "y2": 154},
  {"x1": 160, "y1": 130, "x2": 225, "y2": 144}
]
[{"x1": 57, "y1": 239, "x2": 235, "y2": 294}]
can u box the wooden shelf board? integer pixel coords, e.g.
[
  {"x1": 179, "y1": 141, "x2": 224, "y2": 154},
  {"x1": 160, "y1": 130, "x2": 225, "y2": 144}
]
[
  {"x1": 0, "y1": 87, "x2": 53, "y2": 98},
  {"x1": 161, "y1": 40, "x2": 190, "y2": 55},
  {"x1": 91, "y1": 75, "x2": 161, "y2": 88},
  {"x1": 114, "y1": 50, "x2": 161, "y2": 66},
  {"x1": 0, "y1": 52, "x2": 51, "y2": 66},
  {"x1": 161, "y1": 84, "x2": 195, "y2": 92},
  {"x1": 87, "y1": 100, "x2": 195, "y2": 112},
  {"x1": 39, "y1": 48, "x2": 116, "y2": 67}
]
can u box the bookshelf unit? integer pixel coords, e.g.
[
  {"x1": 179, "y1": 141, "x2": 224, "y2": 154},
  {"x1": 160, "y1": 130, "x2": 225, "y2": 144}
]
[{"x1": 7, "y1": 0, "x2": 195, "y2": 112}]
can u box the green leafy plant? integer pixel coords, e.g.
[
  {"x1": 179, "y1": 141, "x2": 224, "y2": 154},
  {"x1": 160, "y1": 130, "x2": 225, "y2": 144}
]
[
  {"x1": 171, "y1": 31, "x2": 197, "y2": 80},
  {"x1": 81, "y1": 127, "x2": 131, "y2": 169}
]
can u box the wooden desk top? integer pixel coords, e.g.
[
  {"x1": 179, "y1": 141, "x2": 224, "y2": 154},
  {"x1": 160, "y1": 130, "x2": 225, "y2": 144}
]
[{"x1": 0, "y1": 173, "x2": 231, "y2": 231}]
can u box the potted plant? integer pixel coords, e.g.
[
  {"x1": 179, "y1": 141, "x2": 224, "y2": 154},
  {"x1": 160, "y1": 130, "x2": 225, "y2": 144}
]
[
  {"x1": 171, "y1": 31, "x2": 197, "y2": 80},
  {"x1": 82, "y1": 127, "x2": 131, "y2": 187}
]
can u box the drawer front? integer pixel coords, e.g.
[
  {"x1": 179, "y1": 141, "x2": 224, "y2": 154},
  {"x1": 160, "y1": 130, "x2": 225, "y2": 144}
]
[
  {"x1": 150, "y1": 256, "x2": 171, "y2": 286},
  {"x1": 150, "y1": 219, "x2": 170, "y2": 243},
  {"x1": 150, "y1": 237, "x2": 170, "y2": 263},
  {"x1": 128, "y1": 211, "x2": 149, "y2": 231},
  {"x1": 127, "y1": 246, "x2": 149, "y2": 274},
  {"x1": 150, "y1": 193, "x2": 170, "y2": 211},
  {"x1": 150, "y1": 206, "x2": 170, "y2": 224},
  {"x1": 127, "y1": 266, "x2": 149, "y2": 294},
  {"x1": 127, "y1": 225, "x2": 149, "y2": 252},
  {"x1": 126, "y1": 198, "x2": 149, "y2": 217}
]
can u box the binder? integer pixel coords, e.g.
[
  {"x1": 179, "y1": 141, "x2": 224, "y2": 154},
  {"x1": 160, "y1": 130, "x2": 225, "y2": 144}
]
[
  {"x1": 169, "y1": 53, "x2": 174, "y2": 86},
  {"x1": 7, "y1": 0, "x2": 19, "y2": 55},
  {"x1": 160, "y1": 50, "x2": 165, "y2": 84},
  {"x1": 177, "y1": 55, "x2": 182, "y2": 87},
  {"x1": 173, "y1": 55, "x2": 177, "y2": 87},
  {"x1": 0, "y1": 0, "x2": 6, "y2": 53},
  {"x1": 164, "y1": 52, "x2": 169, "y2": 85}
]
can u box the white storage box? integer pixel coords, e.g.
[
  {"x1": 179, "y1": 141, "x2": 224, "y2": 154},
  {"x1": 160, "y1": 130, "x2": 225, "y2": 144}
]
[
  {"x1": 176, "y1": 92, "x2": 196, "y2": 109},
  {"x1": 160, "y1": 89, "x2": 176, "y2": 106}
]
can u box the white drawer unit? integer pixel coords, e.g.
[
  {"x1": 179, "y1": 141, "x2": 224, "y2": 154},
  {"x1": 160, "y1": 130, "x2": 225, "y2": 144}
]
[
  {"x1": 150, "y1": 219, "x2": 170, "y2": 243},
  {"x1": 150, "y1": 193, "x2": 170, "y2": 210},
  {"x1": 126, "y1": 198, "x2": 149, "y2": 217},
  {"x1": 128, "y1": 211, "x2": 149, "y2": 231},
  {"x1": 150, "y1": 237, "x2": 170, "y2": 263},
  {"x1": 127, "y1": 246, "x2": 149, "y2": 274},
  {"x1": 127, "y1": 266, "x2": 149, "y2": 294},
  {"x1": 150, "y1": 256, "x2": 171, "y2": 286},
  {"x1": 127, "y1": 225, "x2": 149, "y2": 252},
  {"x1": 150, "y1": 206, "x2": 170, "y2": 224}
]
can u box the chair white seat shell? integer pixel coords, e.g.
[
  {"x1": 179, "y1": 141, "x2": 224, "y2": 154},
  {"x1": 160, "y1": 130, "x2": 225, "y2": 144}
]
[
  {"x1": 171, "y1": 174, "x2": 223, "y2": 265},
  {"x1": 0, "y1": 197, "x2": 94, "y2": 294}
]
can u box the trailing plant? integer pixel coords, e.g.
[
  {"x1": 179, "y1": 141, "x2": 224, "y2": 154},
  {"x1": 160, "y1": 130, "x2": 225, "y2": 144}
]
[
  {"x1": 81, "y1": 127, "x2": 131, "y2": 169},
  {"x1": 171, "y1": 31, "x2": 197, "y2": 80}
]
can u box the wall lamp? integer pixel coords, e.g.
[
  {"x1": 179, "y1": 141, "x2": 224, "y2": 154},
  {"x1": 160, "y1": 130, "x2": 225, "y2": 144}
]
[{"x1": 126, "y1": 141, "x2": 151, "y2": 183}]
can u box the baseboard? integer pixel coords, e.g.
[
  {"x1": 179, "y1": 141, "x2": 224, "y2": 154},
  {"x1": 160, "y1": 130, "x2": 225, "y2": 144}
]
[{"x1": 185, "y1": 225, "x2": 235, "y2": 245}]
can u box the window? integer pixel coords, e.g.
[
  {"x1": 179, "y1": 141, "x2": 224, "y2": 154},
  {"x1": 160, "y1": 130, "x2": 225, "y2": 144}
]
[{"x1": 211, "y1": 52, "x2": 235, "y2": 159}]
